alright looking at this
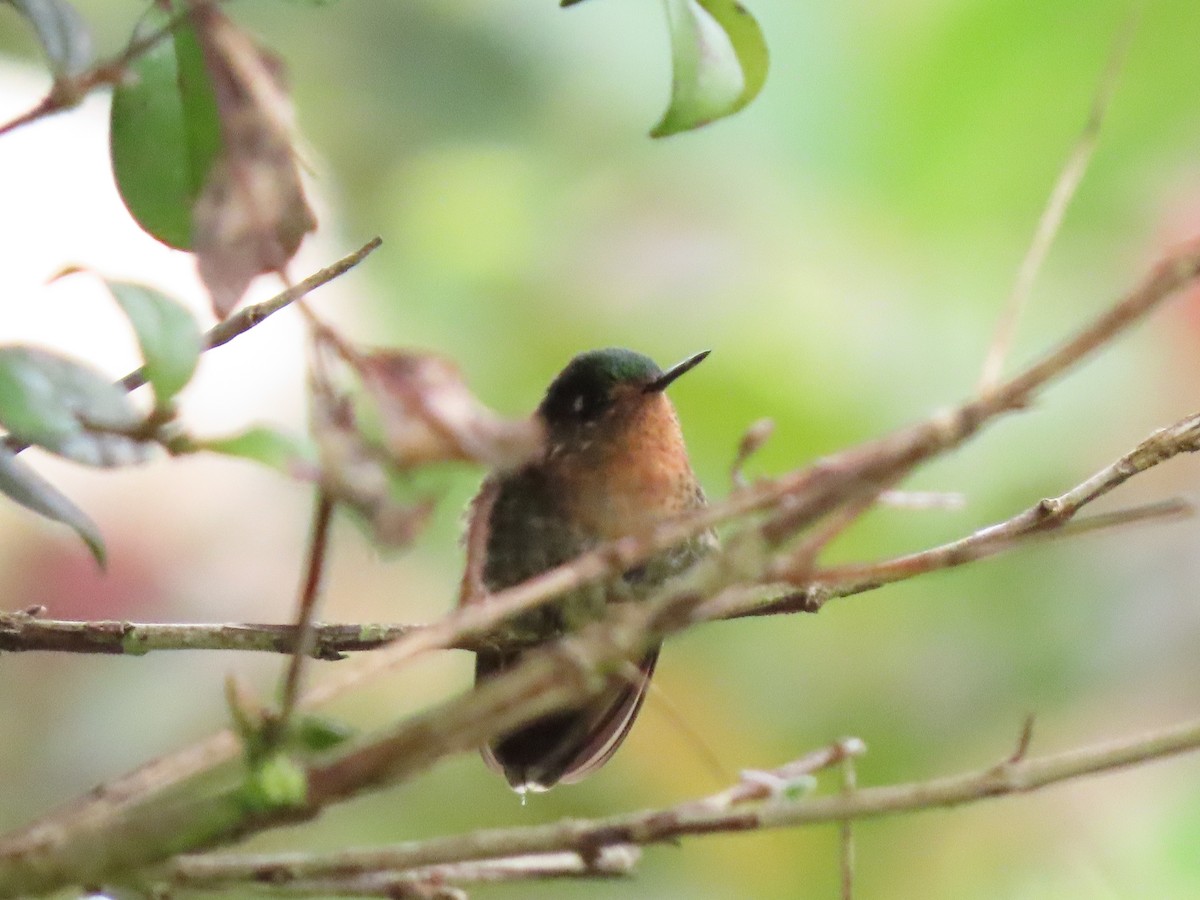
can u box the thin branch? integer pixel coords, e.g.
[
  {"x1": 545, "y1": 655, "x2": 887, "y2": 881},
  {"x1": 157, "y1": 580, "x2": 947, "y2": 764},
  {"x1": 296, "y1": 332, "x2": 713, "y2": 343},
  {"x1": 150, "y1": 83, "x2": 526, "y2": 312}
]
[
  {"x1": 175, "y1": 849, "x2": 637, "y2": 898},
  {"x1": 0, "y1": 615, "x2": 419, "y2": 657},
  {"x1": 273, "y1": 491, "x2": 334, "y2": 735},
  {"x1": 7, "y1": 414, "x2": 1193, "y2": 658},
  {"x1": 732, "y1": 497, "x2": 1193, "y2": 620},
  {"x1": 840, "y1": 751, "x2": 857, "y2": 900},
  {"x1": 977, "y1": 3, "x2": 1142, "y2": 391},
  {"x1": 0, "y1": 238, "x2": 383, "y2": 456},
  {"x1": 119, "y1": 236, "x2": 383, "y2": 393},
  {"x1": 0, "y1": 601, "x2": 673, "y2": 896},
  {"x1": 806, "y1": 412, "x2": 1200, "y2": 598},
  {"x1": 0, "y1": 3, "x2": 211, "y2": 139},
  {"x1": 726, "y1": 408, "x2": 1200, "y2": 620},
  {"x1": 163, "y1": 718, "x2": 1200, "y2": 890}
]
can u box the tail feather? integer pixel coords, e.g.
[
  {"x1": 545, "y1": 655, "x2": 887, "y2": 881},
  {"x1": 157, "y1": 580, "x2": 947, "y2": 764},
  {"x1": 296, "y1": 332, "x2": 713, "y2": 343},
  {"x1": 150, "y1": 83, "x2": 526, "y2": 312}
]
[{"x1": 476, "y1": 646, "x2": 660, "y2": 791}]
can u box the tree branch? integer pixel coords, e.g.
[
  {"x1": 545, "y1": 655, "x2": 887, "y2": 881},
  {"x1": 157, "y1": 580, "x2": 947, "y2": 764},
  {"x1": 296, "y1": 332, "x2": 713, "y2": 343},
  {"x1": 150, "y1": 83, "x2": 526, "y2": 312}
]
[
  {"x1": 172, "y1": 848, "x2": 638, "y2": 898},
  {"x1": 725, "y1": 409, "x2": 1200, "y2": 618},
  {"x1": 3, "y1": 238, "x2": 1200, "y2": 896},
  {"x1": 3, "y1": 410, "x2": 1195, "y2": 655},
  {"x1": 0, "y1": 613, "x2": 416, "y2": 657},
  {"x1": 161, "y1": 718, "x2": 1200, "y2": 891}
]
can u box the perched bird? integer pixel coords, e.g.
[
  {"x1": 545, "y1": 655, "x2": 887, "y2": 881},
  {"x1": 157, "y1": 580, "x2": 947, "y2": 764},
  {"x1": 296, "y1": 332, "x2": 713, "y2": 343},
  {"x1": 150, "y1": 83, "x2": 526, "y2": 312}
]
[{"x1": 459, "y1": 347, "x2": 714, "y2": 793}]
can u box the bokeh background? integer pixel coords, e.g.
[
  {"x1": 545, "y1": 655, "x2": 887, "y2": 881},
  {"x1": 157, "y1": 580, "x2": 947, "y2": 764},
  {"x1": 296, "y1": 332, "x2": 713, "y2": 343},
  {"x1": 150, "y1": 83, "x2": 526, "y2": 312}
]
[{"x1": 4, "y1": 1, "x2": 1200, "y2": 897}]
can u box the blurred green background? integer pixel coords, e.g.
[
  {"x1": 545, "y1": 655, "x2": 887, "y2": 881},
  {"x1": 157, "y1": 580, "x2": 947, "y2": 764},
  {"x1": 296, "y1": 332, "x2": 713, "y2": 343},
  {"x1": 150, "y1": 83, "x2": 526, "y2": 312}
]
[{"x1": 5, "y1": 1, "x2": 1200, "y2": 897}]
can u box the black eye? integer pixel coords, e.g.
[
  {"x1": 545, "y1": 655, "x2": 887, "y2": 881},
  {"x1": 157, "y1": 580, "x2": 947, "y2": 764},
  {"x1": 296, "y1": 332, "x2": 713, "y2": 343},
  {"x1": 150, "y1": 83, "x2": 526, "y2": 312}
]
[
  {"x1": 567, "y1": 388, "x2": 607, "y2": 422},
  {"x1": 542, "y1": 374, "x2": 612, "y2": 425}
]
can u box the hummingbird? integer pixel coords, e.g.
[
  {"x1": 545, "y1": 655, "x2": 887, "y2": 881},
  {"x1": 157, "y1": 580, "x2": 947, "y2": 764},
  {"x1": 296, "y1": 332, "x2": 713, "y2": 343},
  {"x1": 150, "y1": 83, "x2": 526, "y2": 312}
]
[{"x1": 459, "y1": 347, "x2": 714, "y2": 793}]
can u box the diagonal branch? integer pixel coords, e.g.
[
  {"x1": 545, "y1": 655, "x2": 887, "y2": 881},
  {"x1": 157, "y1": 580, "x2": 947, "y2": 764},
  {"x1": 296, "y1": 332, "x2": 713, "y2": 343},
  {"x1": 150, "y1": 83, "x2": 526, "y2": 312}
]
[
  {"x1": 0, "y1": 1, "x2": 230, "y2": 138},
  {"x1": 121, "y1": 236, "x2": 382, "y2": 393},
  {"x1": 727, "y1": 410, "x2": 1200, "y2": 618},
  {"x1": 1, "y1": 238, "x2": 382, "y2": 457},
  {"x1": 977, "y1": 4, "x2": 1142, "y2": 390}
]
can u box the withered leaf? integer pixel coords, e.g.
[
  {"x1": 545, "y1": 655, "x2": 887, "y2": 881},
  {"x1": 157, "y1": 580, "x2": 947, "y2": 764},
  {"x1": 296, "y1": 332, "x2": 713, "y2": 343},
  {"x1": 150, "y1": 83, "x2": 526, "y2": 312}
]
[
  {"x1": 356, "y1": 350, "x2": 543, "y2": 471},
  {"x1": 189, "y1": 2, "x2": 316, "y2": 318},
  {"x1": 309, "y1": 374, "x2": 436, "y2": 549}
]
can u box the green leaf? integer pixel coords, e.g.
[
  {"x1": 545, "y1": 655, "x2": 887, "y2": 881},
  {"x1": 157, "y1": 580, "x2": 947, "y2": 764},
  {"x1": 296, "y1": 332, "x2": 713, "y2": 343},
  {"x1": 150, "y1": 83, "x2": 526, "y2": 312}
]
[
  {"x1": 6, "y1": 0, "x2": 93, "y2": 78},
  {"x1": 0, "y1": 444, "x2": 104, "y2": 564},
  {"x1": 651, "y1": 0, "x2": 769, "y2": 138},
  {"x1": 192, "y1": 426, "x2": 310, "y2": 472},
  {"x1": 109, "y1": 5, "x2": 221, "y2": 249},
  {"x1": 104, "y1": 281, "x2": 202, "y2": 409},
  {"x1": 0, "y1": 346, "x2": 150, "y2": 467}
]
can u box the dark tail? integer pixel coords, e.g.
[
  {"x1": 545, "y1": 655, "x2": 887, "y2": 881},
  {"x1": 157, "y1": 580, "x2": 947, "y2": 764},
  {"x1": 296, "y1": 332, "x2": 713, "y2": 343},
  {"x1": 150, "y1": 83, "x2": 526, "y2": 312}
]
[{"x1": 476, "y1": 646, "x2": 660, "y2": 791}]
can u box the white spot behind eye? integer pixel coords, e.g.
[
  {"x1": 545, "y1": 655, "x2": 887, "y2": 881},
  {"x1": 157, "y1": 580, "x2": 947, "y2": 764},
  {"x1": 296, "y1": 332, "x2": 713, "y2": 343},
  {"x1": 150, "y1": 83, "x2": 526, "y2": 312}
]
[{"x1": 572, "y1": 394, "x2": 585, "y2": 413}]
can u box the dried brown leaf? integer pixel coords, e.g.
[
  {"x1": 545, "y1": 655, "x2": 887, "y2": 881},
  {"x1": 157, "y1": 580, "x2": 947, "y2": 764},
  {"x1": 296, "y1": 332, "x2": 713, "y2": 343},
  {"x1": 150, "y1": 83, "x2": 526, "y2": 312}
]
[
  {"x1": 309, "y1": 374, "x2": 437, "y2": 549},
  {"x1": 356, "y1": 350, "x2": 543, "y2": 471},
  {"x1": 189, "y1": 2, "x2": 316, "y2": 318}
]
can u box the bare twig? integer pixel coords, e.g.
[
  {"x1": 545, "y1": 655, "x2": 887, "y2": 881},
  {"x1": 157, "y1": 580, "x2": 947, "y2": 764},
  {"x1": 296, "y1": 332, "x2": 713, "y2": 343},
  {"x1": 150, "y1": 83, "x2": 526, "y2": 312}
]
[
  {"x1": 733, "y1": 496, "x2": 1193, "y2": 619},
  {"x1": 1, "y1": 238, "x2": 383, "y2": 456},
  {"x1": 1007, "y1": 715, "x2": 1037, "y2": 766},
  {"x1": 1, "y1": 0, "x2": 328, "y2": 188},
  {"x1": 163, "y1": 718, "x2": 1200, "y2": 890},
  {"x1": 119, "y1": 237, "x2": 383, "y2": 393},
  {"x1": 272, "y1": 491, "x2": 334, "y2": 739},
  {"x1": 728, "y1": 408, "x2": 1200, "y2": 620},
  {"x1": 840, "y1": 751, "x2": 857, "y2": 900},
  {"x1": 171, "y1": 848, "x2": 636, "y2": 897},
  {"x1": 730, "y1": 418, "x2": 773, "y2": 489},
  {"x1": 977, "y1": 3, "x2": 1143, "y2": 391},
  {"x1": 806, "y1": 412, "x2": 1200, "y2": 598},
  {"x1": 0, "y1": 3, "x2": 211, "y2": 139},
  {"x1": 0, "y1": 615, "x2": 419, "y2": 657}
]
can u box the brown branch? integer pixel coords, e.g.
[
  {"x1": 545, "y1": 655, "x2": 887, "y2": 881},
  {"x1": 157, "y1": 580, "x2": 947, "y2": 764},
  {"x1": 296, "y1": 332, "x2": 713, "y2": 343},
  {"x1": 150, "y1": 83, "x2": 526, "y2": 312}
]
[
  {"x1": 273, "y1": 491, "x2": 334, "y2": 736},
  {"x1": 2, "y1": 494, "x2": 1190, "y2": 662},
  {"x1": 977, "y1": 4, "x2": 1141, "y2": 390},
  {"x1": 0, "y1": 498, "x2": 1184, "y2": 656},
  {"x1": 173, "y1": 848, "x2": 637, "y2": 898},
  {"x1": 722, "y1": 408, "x2": 1200, "y2": 620},
  {"x1": 119, "y1": 236, "x2": 383, "y2": 393},
  {"x1": 162, "y1": 719, "x2": 1200, "y2": 890},
  {"x1": 0, "y1": 597, "x2": 684, "y2": 895},
  {"x1": 0, "y1": 238, "x2": 383, "y2": 456},
  {"x1": 731, "y1": 497, "x2": 1192, "y2": 619},
  {"x1": 0, "y1": 615, "x2": 418, "y2": 657},
  {"x1": 0, "y1": 4, "x2": 207, "y2": 139}
]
